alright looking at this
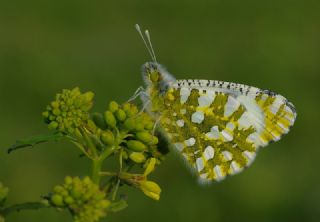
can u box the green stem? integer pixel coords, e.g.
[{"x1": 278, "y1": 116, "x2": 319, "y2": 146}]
[
  {"x1": 80, "y1": 128, "x2": 97, "y2": 158},
  {"x1": 112, "y1": 179, "x2": 121, "y2": 201},
  {"x1": 91, "y1": 145, "x2": 117, "y2": 185},
  {"x1": 92, "y1": 159, "x2": 103, "y2": 185},
  {"x1": 100, "y1": 145, "x2": 117, "y2": 160},
  {"x1": 1, "y1": 201, "x2": 50, "y2": 217},
  {"x1": 100, "y1": 171, "x2": 117, "y2": 177}
]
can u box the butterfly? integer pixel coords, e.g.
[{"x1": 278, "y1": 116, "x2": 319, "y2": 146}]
[{"x1": 134, "y1": 24, "x2": 297, "y2": 183}]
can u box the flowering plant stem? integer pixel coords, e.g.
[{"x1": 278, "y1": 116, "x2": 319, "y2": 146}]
[
  {"x1": 92, "y1": 159, "x2": 104, "y2": 185},
  {"x1": 2, "y1": 88, "x2": 165, "y2": 222}
]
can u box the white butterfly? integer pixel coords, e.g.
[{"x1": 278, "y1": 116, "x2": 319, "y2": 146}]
[{"x1": 134, "y1": 24, "x2": 296, "y2": 183}]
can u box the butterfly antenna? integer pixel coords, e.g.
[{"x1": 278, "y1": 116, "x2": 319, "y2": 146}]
[
  {"x1": 145, "y1": 29, "x2": 157, "y2": 62},
  {"x1": 135, "y1": 24, "x2": 156, "y2": 62}
]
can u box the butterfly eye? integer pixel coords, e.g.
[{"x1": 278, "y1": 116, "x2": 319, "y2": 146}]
[{"x1": 150, "y1": 72, "x2": 159, "y2": 82}]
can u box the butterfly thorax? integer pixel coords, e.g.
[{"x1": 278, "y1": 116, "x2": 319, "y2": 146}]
[{"x1": 142, "y1": 62, "x2": 176, "y2": 117}]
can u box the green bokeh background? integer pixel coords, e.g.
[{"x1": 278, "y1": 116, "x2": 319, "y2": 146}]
[{"x1": 0, "y1": 1, "x2": 319, "y2": 222}]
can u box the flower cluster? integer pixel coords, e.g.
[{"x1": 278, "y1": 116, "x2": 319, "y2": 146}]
[
  {"x1": 49, "y1": 176, "x2": 110, "y2": 222},
  {"x1": 42, "y1": 88, "x2": 94, "y2": 134},
  {"x1": 4, "y1": 88, "x2": 168, "y2": 222},
  {"x1": 95, "y1": 101, "x2": 163, "y2": 164}
]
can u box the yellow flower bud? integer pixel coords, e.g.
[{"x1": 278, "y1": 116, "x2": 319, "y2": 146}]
[
  {"x1": 51, "y1": 194, "x2": 65, "y2": 207},
  {"x1": 127, "y1": 140, "x2": 146, "y2": 152},
  {"x1": 134, "y1": 123, "x2": 145, "y2": 132},
  {"x1": 125, "y1": 104, "x2": 138, "y2": 117},
  {"x1": 64, "y1": 196, "x2": 74, "y2": 204},
  {"x1": 144, "y1": 121, "x2": 154, "y2": 130},
  {"x1": 109, "y1": 101, "x2": 119, "y2": 113},
  {"x1": 139, "y1": 181, "x2": 161, "y2": 201},
  {"x1": 151, "y1": 136, "x2": 159, "y2": 145},
  {"x1": 143, "y1": 158, "x2": 157, "y2": 176},
  {"x1": 101, "y1": 131, "x2": 115, "y2": 145},
  {"x1": 124, "y1": 118, "x2": 135, "y2": 131},
  {"x1": 136, "y1": 131, "x2": 153, "y2": 144},
  {"x1": 104, "y1": 111, "x2": 117, "y2": 128},
  {"x1": 122, "y1": 103, "x2": 131, "y2": 113},
  {"x1": 129, "y1": 152, "x2": 146, "y2": 163},
  {"x1": 48, "y1": 121, "x2": 58, "y2": 130},
  {"x1": 64, "y1": 176, "x2": 73, "y2": 185},
  {"x1": 115, "y1": 109, "x2": 127, "y2": 122},
  {"x1": 82, "y1": 91, "x2": 94, "y2": 104},
  {"x1": 42, "y1": 111, "x2": 49, "y2": 118}
]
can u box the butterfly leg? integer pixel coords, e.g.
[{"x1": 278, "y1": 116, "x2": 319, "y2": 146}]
[
  {"x1": 152, "y1": 117, "x2": 161, "y2": 135},
  {"x1": 138, "y1": 99, "x2": 150, "y2": 115},
  {"x1": 127, "y1": 86, "x2": 145, "y2": 103}
]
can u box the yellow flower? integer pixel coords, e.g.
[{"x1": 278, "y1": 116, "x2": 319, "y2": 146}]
[
  {"x1": 139, "y1": 180, "x2": 161, "y2": 201},
  {"x1": 143, "y1": 158, "x2": 157, "y2": 176}
]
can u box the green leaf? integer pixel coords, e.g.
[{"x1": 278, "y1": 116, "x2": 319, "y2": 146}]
[
  {"x1": 1, "y1": 201, "x2": 50, "y2": 217},
  {"x1": 7, "y1": 132, "x2": 65, "y2": 154},
  {"x1": 108, "y1": 200, "x2": 128, "y2": 213}
]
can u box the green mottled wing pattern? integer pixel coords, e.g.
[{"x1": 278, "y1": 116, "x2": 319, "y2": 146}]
[{"x1": 159, "y1": 79, "x2": 296, "y2": 183}]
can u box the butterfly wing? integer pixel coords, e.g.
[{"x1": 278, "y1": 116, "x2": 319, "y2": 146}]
[{"x1": 159, "y1": 79, "x2": 296, "y2": 183}]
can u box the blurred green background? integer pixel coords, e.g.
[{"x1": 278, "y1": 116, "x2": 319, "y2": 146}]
[{"x1": 0, "y1": 0, "x2": 319, "y2": 221}]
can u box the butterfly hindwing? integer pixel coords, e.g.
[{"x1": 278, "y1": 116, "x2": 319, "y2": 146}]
[{"x1": 159, "y1": 79, "x2": 296, "y2": 183}]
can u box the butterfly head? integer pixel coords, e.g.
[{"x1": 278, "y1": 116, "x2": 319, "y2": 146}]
[
  {"x1": 142, "y1": 62, "x2": 175, "y2": 94},
  {"x1": 135, "y1": 24, "x2": 175, "y2": 94}
]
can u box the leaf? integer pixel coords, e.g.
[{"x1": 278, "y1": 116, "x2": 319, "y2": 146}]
[
  {"x1": 7, "y1": 132, "x2": 65, "y2": 154},
  {"x1": 1, "y1": 201, "x2": 50, "y2": 216},
  {"x1": 108, "y1": 200, "x2": 128, "y2": 213}
]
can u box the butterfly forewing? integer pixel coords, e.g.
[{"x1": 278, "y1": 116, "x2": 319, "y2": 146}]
[{"x1": 159, "y1": 79, "x2": 296, "y2": 183}]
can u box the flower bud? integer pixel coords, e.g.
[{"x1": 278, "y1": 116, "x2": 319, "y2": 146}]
[
  {"x1": 92, "y1": 113, "x2": 107, "y2": 129},
  {"x1": 83, "y1": 92, "x2": 94, "y2": 105},
  {"x1": 104, "y1": 111, "x2": 117, "y2": 128},
  {"x1": 151, "y1": 136, "x2": 159, "y2": 145},
  {"x1": 123, "y1": 118, "x2": 135, "y2": 131},
  {"x1": 127, "y1": 140, "x2": 146, "y2": 152},
  {"x1": 49, "y1": 176, "x2": 109, "y2": 222},
  {"x1": 51, "y1": 194, "x2": 65, "y2": 207},
  {"x1": 71, "y1": 187, "x2": 82, "y2": 199},
  {"x1": 143, "y1": 158, "x2": 157, "y2": 176},
  {"x1": 109, "y1": 101, "x2": 119, "y2": 113},
  {"x1": 122, "y1": 103, "x2": 131, "y2": 113},
  {"x1": 101, "y1": 131, "x2": 115, "y2": 146},
  {"x1": 64, "y1": 176, "x2": 73, "y2": 185},
  {"x1": 126, "y1": 105, "x2": 139, "y2": 117},
  {"x1": 144, "y1": 121, "x2": 154, "y2": 130},
  {"x1": 43, "y1": 88, "x2": 94, "y2": 134},
  {"x1": 64, "y1": 196, "x2": 74, "y2": 204},
  {"x1": 48, "y1": 121, "x2": 58, "y2": 130},
  {"x1": 42, "y1": 111, "x2": 49, "y2": 118},
  {"x1": 139, "y1": 180, "x2": 161, "y2": 201},
  {"x1": 136, "y1": 132, "x2": 153, "y2": 144},
  {"x1": 129, "y1": 152, "x2": 146, "y2": 163},
  {"x1": 100, "y1": 199, "x2": 111, "y2": 208},
  {"x1": 115, "y1": 109, "x2": 127, "y2": 122},
  {"x1": 134, "y1": 123, "x2": 145, "y2": 132}
]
